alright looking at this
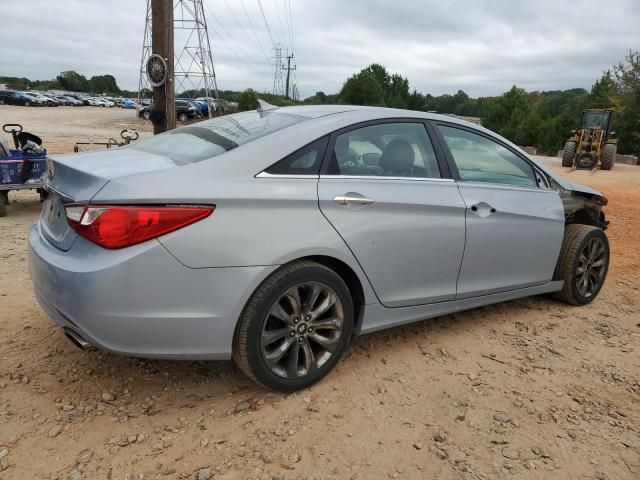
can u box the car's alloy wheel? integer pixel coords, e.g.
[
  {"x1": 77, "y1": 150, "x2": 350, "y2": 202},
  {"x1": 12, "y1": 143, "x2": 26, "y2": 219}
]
[
  {"x1": 575, "y1": 237, "x2": 607, "y2": 298},
  {"x1": 25, "y1": 101, "x2": 31, "y2": 107},
  {"x1": 178, "y1": 113, "x2": 188, "y2": 122},
  {"x1": 553, "y1": 224, "x2": 609, "y2": 305},
  {"x1": 234, "y1": 261, "x2": 354, "y2": 391},
  {"x1": 143, "y1": 111, "x2": 151, "y2": 120},
  {"x1": 260, "y1": 282, "x2": 345, "y2": 379}
]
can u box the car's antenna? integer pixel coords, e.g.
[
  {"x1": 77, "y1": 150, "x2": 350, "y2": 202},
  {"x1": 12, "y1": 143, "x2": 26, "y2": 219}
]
[{"x1": 256, "y1": 99, "x2": 279, "y2": 114}]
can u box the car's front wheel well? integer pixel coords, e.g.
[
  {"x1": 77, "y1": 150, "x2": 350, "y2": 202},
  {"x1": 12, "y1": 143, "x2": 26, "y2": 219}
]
[
  {"x1": 565, "y1": 208, "x2": 601, "y2": 228},
  {"x1": 302, "y1": 255, "x2": 366, "y2": 334}
]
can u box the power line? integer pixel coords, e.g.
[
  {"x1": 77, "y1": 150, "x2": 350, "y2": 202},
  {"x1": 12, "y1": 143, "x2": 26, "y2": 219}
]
[
  {"x1": 203, "y1": 0, "x2": 270, "y2": 72},
  {"x1": 284, "y1": 0, "x2": 294, "y2": 54},
  {"x1": 222, "y1": 0, "x2": 270, "y2": 62},
  {"x1": 239, "y1": 0, "x2": 267, "y2": 56},
  {"x1": 202, "y1": 1, "x2": 270, "y2": 74},
  {"x1": 273, "y1": 0, "x2": 289, "y2": 52},
  {"x1": 256, "y1": 0, "x2": 276, "y2": 46}
]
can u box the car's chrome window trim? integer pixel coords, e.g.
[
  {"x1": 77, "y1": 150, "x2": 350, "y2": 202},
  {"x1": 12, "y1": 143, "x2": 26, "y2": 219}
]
[
  {"x1": 319, "y1": 174, "x2": 454, "y2": 183},
  {"x1": 255, "y1": 171, "x2": 319, "y2": 179},
  {"x1": 455, "y1": 180, "x2": 557, "y2": 193}
]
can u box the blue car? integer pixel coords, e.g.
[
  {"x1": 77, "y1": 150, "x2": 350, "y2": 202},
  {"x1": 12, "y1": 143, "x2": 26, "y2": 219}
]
[
  {"x1": 122, "y1": 100, "x2": 136, "y2": 109},
  {"x1": 177, "y1": 98, "x2": 208, "y2": 116},
  {"x1": 0, "y1": 91, "x2": 35, "y2": 106}
]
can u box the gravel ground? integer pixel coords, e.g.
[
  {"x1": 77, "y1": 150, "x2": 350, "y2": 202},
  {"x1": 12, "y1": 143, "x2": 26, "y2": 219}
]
[{"x1": 0, "y1": 105, "x2": 638, "y2": 479}]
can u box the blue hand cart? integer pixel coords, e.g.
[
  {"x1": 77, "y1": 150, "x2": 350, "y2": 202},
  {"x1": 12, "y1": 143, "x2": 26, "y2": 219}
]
[{"x1": 0, "y1": 124, "x2": 48, "y2": 217}]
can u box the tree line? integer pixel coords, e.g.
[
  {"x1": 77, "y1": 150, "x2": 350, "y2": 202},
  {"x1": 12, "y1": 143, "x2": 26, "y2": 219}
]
[
  {"x1": 0, "y1": 71, "x2": 136, "y2": 97},
  {"x1": 314, "y1": 51, "x2": 639, "y2": 156},
  {"x1": 3, "y1": 51, "x2": 638, "y2": 156}
]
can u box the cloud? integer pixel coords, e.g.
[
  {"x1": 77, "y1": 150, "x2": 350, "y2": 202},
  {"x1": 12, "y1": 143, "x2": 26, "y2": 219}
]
[{"x1": 0, "y1": 0, "x2": 637, "y2": 98}]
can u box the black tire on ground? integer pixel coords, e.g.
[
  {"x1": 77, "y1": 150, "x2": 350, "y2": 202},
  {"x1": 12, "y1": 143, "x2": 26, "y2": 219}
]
[
  {"x1": 178, "y1": 113, "x2": 188, "y2": 122},
  {"x1": 0, "y1": 191, "x2": 8, "y2": 217},
  {"x1": 601, "y1": 143, "x2": 616, "y2": 171},
  {"x1": 552, "y1": 224, "x2": 610, "y2": 305},
  {"x1": 562, "y1": 141, "x2": 576, "y2": 167},
  {"x1": 233, "y1": 260, "x2": 354, "y2": 392},
  {"x1": 142, "y1": 110, "x2": 151, "y2": 120}
]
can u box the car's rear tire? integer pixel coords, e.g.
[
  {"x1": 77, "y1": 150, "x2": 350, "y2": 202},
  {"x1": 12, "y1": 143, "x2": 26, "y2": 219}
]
[
  {"x1": 233, "y1": 261, "x2": 354, "y2": 392},
  {"x1": 142, "y1": 110, "x2": 151, "y2": 120},
  {"x1": 25, "y1": 101, "x2": 31, "y2": 107},
  {"x1": 562, "y1": 141, "x2": 576, "y2": 167},
  {"x1": 553, "y1": 224, "x2": 609, "y2": 305},
  {"x1": 178, "y1": 113, "x2": 188, "y2": 122},
  {"x1": 601, "y1": 143, "x2": 616, "y2": 170}
]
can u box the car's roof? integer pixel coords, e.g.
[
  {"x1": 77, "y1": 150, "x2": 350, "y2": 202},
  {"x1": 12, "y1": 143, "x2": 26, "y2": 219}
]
[{"x1": 272, "y1": 104, "x2": 466, "y2": 124}]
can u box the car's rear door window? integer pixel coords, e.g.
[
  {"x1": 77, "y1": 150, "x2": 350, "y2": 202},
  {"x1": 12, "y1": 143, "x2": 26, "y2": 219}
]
[
  {"x1": 265, "y1": 137, "x2": 329, "y2": 175},
  {"x1": 437, "y1": 125, "x2": 537, "y2": 187}
]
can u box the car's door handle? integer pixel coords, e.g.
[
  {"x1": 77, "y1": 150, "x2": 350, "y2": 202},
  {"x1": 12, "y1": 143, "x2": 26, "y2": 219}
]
[
  {"x1": 470, "y1": 203, "x2": 497, "y2": 216},
  {"x1": 334, "y1": 195, "x2": 375, "y2": 206}
]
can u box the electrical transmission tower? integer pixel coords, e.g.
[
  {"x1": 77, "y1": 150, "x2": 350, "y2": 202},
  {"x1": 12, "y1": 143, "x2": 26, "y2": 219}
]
[
  {"x1": 271, "y1": 43, "x2": 284, "y2": 96},
  {"x1": 138, "y1": 0, "x2": 219, "y2": 116}
]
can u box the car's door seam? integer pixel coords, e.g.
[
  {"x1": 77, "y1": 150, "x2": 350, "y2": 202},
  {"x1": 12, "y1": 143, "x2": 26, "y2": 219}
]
[
  {"x1": 315, "y1": 177, "x2": 382, "y2": 306},
  {"x1": 454, "y1": 182, "x2": 469, "y2": 301}
]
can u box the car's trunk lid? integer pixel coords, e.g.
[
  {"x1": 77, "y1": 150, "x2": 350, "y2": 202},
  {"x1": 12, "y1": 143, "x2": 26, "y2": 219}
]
[{"x1": 40, "y1": 148, "x2": 178, "y2": 250}]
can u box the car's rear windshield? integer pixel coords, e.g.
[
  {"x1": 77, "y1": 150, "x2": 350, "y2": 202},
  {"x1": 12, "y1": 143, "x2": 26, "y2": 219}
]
[{"x1": 129, "y1": 111, "x2": 307, "y2": 164}]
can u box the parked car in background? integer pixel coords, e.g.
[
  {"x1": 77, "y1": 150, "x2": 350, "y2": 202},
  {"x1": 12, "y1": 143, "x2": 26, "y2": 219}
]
[
  {"x1": 28, "y1": 104, "x2": 611, "y2": 391},
  {"x1": 63, "y1": 96, "x2": 83, "y2": 106},
  {"x1": 84, "y1": 97, "x2": 113, "y2": 107},
  {"x1": 121, "y1": 99, "x2": 136, "y2": 109},
  {"x1": 196, "y1": 97, "x2": 219, "y2": 116},
  {"x1": 177, "y1": 97, "x2": 208, "y2": 117},
  {"x1": 52, "y1": 95, "x2": 75, "y2": 106},
  {"x1": 138, "y1": 100, "x2": 201, "y2": 121},
  {"x1": 53, "y1": 95, "x2": 79, "y2": 106},
  {"x1": 22, "y1": 92, "x2": 50, "y2": 106},
  {"x1": 0, "y1": 90, "x2": 35, "y2": 106},
  {"x1": 41, "y1": 94, "x2": 62, "y2": 106}
]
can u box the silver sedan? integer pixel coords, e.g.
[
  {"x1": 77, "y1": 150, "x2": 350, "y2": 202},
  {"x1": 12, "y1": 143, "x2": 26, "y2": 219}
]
[{"x1": 28, "y1": 104, "x2": 610, "y2": 391}]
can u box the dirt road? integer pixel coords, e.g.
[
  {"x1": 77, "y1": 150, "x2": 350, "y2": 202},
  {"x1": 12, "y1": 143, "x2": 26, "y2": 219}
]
[{"x1": 0, "y1": 106, "x2": 638, "y2": 479}]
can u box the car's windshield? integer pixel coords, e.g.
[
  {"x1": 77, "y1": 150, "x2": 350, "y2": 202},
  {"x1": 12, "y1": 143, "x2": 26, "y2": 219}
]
[{"x1": 130, "y1": 111, "x2": 307, "y2": 164}]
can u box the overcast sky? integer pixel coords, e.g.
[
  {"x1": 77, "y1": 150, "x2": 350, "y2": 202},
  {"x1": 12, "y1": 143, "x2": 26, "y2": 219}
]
[{"x1": 0, "y1": 0, "x2": 637, "y2": 98}]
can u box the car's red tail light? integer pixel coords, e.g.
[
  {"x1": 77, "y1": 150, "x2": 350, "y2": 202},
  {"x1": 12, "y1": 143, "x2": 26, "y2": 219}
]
[{"x1": 65, "y1": 205, "x2": 214, "y2": 249}]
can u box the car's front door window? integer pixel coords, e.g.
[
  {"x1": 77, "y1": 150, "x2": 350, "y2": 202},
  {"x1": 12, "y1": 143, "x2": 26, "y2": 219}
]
[
  {"x1": 327, "y1": 123, "x2": 441, "y2": 179},
  {"x1": 438, "y1": 125, "x2": 537, "y2": 187}
]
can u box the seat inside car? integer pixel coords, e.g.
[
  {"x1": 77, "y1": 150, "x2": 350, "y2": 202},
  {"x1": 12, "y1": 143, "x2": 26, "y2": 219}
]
[{"x1": 378, "y1": 139, "x2": 420, "y2": 177}]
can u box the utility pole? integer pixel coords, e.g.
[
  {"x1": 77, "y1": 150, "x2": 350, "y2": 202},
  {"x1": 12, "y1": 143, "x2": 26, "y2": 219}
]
[
  {"x1": 282, "y1": 53, "x2": 296, "y2": 99},
  {"x1": 151, "y1": 0, "x2": 175, "y2": 133}
]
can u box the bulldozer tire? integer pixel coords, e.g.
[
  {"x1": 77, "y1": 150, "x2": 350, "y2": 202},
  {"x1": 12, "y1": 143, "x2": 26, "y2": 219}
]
[
  {"x1": 562, "y1": 141, "x2": 576, "y2": 167},
  {"x1": 601, "y1": 143, "x2": 616, "y2": 171}
]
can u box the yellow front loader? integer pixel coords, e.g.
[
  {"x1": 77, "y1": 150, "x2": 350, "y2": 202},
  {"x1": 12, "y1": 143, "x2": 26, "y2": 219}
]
[{"x1": 562, "y1": 109, "x2": 617, "y2": 171}]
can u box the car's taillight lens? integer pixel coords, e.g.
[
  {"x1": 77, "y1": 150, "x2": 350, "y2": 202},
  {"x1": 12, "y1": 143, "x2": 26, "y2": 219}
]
[{"x1": 65, "y1": 205, "x2": 214, "y2": 249}]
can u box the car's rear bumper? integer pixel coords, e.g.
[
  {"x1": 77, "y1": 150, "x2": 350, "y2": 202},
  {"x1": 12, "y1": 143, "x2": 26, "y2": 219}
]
[{"x1": 28, "y1": 224, "x2": 277, "y2": 360}]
